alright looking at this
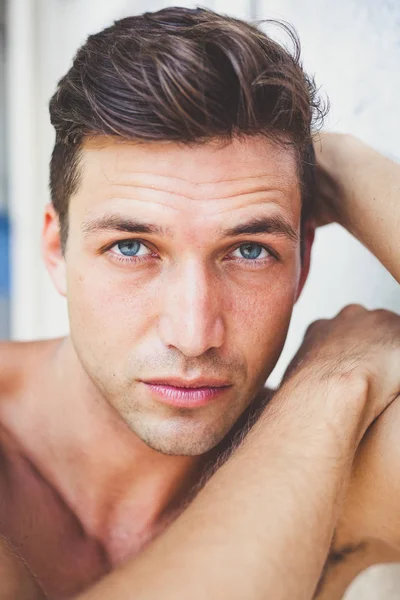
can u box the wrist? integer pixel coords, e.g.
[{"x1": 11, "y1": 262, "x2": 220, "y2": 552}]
[{"x1": 261, "y1": 365, "x2": 368, "y2": 462}]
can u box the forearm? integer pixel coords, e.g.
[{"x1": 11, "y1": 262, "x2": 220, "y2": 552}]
[
  {"x1": 316, "y1": 133, "x2": 400, "y2": 282},
  {"x1": 76, "y1": 372, "x2": 365, "y2": 600}
]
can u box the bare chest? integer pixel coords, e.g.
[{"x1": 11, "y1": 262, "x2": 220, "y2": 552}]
[
  {"x1": 0, "y1": 441, "x2": 111, "y2": 599},
  {"x1": 0, "y1": 437, "x2": 182, "y2": 599}
]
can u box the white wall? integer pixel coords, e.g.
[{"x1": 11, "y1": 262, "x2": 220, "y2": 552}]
[
  {"x1": 6, "y1": 1, "x2": 400, "y2": 385},
  {"x1": 6, "y1": 0, "x2": 254, "y2": 341},
  {"x1": 255, "y1": 0, "x2": 400, "y2": 384},
  {"x1": 0, "y1": 0, "x2": 6, "y2": 214}
]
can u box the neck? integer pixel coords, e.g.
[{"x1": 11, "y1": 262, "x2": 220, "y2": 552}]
[{"x1": 4, "y1": 337, "x2": 208, "y2": 559}]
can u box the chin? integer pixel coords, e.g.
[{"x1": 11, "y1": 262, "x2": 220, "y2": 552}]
[
  {"x1": 128, "y1": 415, "x2": 233, "y2": 456},
  {"x1": 142, "y1": 427, "x2": 227, "y2": 456}
]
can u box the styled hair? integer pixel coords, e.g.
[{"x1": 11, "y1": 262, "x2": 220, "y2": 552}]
[{"x1": 49, "y1": 6, "x2": 327, "y2": 251}]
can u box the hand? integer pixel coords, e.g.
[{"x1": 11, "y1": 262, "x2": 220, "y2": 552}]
[{"x1": 282, "y1": 305, "x2": 400, "y2": 443}]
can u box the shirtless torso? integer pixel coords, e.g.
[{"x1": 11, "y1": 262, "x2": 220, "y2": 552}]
[
  {"x1": 1, "y1": 338, "x2": 400, "y2": 600},
  {"x1": 0, "y1": 423, "x2": 107, "y2": 598},
  {"x1": 0, "y1": 340, "x2": 106, "y2": 598},
  {"x1": 0, "y1": 338, "x2": 184, "y2": 599}
]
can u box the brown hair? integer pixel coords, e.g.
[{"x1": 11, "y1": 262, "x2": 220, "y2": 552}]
[{"x1": 49, "y1": 6, "x2": 327, "y2": 251}]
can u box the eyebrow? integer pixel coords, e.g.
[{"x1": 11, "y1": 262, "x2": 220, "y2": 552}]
[
  {"x1": 82, "y1": 213, "x2": 299, "y2": 244},
  {"x1": 82, "y1": 215, "x2": 172, "y2": 238},
  {"x1": 220, "y1": 215, "x2": 299, "y2": 243}
]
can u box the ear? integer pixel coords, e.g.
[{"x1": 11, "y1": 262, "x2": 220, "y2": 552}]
[
  {"x1": 295, "y1": 218, "x2": 315, "y2": 302},
  {"x1": 42, "y1": 203, "x2": 67, "y2": 297}
]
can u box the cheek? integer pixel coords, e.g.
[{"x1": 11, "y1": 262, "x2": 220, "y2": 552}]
[
  {"x1": 231, "y1": 270, "x2": 298, "y2": 368},
  {"x1": 66, "y1": 252, "x2": 299, "y2": 365},
  {"x1": 66, "y1": 263, "x2": 156, "y2": 345}
]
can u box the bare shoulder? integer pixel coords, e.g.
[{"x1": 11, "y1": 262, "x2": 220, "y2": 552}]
[
  {"x1": 314, "y1": 398, "x2": 400, "y2": 599},
  {"x1": 344, "y1": 396, "x2": 400, "y2": 546},
  {"x1": 0, "y1": 338, "x2": 62, "y2": 402},
  {"x1": 325, "y1": 397, "x2": 400, "y2": 554}
]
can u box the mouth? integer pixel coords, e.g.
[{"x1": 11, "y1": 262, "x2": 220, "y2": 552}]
[{"x1": 141, "y1": 378, "x2": 232, "y2": 408}]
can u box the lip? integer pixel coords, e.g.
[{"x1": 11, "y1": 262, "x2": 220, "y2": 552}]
[
  {"x1": 142, "y1": 378, "x2": 232, "y2": 408},
  {"x1": 142, "y1": 377, "x2": 231, "y2": 388}
]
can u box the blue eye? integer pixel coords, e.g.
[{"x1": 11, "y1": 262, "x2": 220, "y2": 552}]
[
  {"x1": 233, "y1": 243, "x2": 268, "y2": 260},
  {"x1": 107, "y1": 239, "x2": 153, "y2": 264},
  {"x1": 116, "y1": 240, "x2": 142, "y2": 256}
]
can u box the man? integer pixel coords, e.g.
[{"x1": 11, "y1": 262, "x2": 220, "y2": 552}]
[{"x1": 0, "y1": 6, "x2": 399, "y2": 600}]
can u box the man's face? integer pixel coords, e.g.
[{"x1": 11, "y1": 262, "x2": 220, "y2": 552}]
[{"x1": 47, "y1": 135, "x2": 312, "y2": 456}]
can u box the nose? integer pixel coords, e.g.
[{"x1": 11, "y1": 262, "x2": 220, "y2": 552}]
[{"x1": 158, "y1": 261, "x2": 225, "y2": 357}]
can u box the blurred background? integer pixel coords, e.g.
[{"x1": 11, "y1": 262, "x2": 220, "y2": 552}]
[{"x1": 1, "y1": 0, "x2": 399, "y2": 384}]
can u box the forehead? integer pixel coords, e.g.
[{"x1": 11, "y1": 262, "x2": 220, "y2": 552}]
[{"x1": 73, "y1": 135, "x2": 300, "y2": 218}]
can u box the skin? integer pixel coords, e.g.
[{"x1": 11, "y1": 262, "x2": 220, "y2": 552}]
[
  {"x1": 0, "y1": 535, "x2": 45, "y2": 600},
  {"x1": 0, "y1": 135, "x2": 313, "y2": 598},
  {"x1": 73, "y1": 314, "x2": 400, "y2": 600},
  {"x1": 71, "y1": 128, "x2": 400, "y2": 600},
  {"x1": 313, "y1": 133, "x2": 400, "y2": 283},
  {"x1": 0, "y1": 134, "x2": 399, "y2": 599},
  {"x1": 45, "y1": 134, "x2": 312, "y2": 456}
]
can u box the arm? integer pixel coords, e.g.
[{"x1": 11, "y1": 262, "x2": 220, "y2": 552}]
[
  {"x1": 341, "y1": 393, "x2": 400, "y2": 550},
  {"x1": 76, "y1": 306, "x2": 400, "y2": 600},
  {"x1": 309, "y1": 396, "x2": 400, "y2": 600},
  {"x1": 78, "y1": 371, "x2": 362, "y2": 600},
  {"x1": 314, "y1": 133, "x2": 400, "y2": 283}
]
